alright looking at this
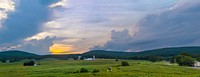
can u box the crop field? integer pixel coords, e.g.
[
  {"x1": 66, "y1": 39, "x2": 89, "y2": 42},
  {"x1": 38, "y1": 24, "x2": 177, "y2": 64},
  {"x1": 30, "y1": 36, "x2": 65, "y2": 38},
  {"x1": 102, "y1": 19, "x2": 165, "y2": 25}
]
[{"x1": 0, "y1": 59, "x2": 200, "y2": 77}]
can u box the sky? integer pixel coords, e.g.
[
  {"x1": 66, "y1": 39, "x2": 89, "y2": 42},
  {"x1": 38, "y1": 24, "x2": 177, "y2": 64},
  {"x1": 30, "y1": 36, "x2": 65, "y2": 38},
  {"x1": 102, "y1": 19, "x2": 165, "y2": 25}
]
[{"x1": 0, "y1": 0, "x2": 200, "y2": 54}]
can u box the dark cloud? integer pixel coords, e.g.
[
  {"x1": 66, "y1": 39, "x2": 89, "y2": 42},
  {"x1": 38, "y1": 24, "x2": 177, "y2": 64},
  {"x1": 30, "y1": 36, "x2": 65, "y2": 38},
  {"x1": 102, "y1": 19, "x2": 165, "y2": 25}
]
[
  {"x1": 91, "y1": 2, "x2": 200, "y2": 52},
  {"x1": 90, "y1": 29, "x2": 135, "y2": 51},
  {"x1": 17, "y1": 37, "x2": 55, "y2": 55},
  {"x1": 0, "y1": 0, "x2": 58, "y2": 44}
]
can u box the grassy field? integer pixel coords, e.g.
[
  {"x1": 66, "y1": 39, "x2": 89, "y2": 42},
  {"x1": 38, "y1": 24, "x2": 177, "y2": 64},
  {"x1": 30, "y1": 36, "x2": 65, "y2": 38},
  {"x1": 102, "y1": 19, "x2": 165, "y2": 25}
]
[{"x1": 0, "y1": 59, "x2": 200, "y2": 77}]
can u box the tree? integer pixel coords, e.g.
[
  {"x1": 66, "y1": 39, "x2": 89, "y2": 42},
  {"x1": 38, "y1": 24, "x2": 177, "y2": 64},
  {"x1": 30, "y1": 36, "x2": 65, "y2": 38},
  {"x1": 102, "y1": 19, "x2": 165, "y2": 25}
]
[
  {"x1": 115, "y1": 58, "x2": 118, "y2": 61},
  {"x1": 93, "y1": 69, "x2": 99, "y2": 73},
  {"x1": 170, "y1": 56, "x2": 176, "y2": 63},
  {"x1": 121, "y1": 61, "x2": 129, "y2": 66},
  {"x1": 73, "y1": 71, "x2": 79, "y2": 73},
  {"x1": 180, "y1": 52, "x2": 192, "y2": 57},
  {"x1": 175, "y1": 55, "x2": 195, "y2": 66},
  {"x1": 80, "y1": 68, "x2": 88, "y2": 73},
  {"x1": 1, "y1": 60, "x2": 6, "y2": 63},
  {"x1": 147, "y1": 56, "x2": 162, "y2": 62},
  {"x1": 23, "y1": 61, "x2": 35, "y2": 66},
  {"x1": 196, "y1": 57, "x2": 200, "y2": 62}
]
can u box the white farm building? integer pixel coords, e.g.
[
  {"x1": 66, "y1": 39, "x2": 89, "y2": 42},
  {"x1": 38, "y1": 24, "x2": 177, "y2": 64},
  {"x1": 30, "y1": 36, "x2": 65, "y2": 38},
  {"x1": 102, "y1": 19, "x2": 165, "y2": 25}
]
[{"x1": 194, "y1": 61, "x2": 200, "y2": 67}]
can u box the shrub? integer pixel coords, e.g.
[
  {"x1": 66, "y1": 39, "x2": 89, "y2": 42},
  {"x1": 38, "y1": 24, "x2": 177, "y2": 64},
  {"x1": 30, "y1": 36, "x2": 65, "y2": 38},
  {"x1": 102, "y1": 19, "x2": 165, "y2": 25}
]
[
  {"x1": 170, "y1": 56, "x2": 176, "y2": 63},
  {"x1": 148, "y1": 56, "x2": 162, "y2": 62},
  {"x1": 115, "y1": 59, "x2": 118, "y2": 61},
  {"x1": 80, "y1": 68, "x2": 88, "y2": 73},
  {"x1": 93, "y1": 69, "x2": 99, "y2": 73},
  {"x1": 73, "y1": 71, "x2": 79, "y2": 73},
  {"x1": 23, "y1": 61, "x2": 35, "y2": 66},
  {"x1": 121, "y1": 61, "x2": 129, "y2": 66},
  {"x1": 1, "y1": 60, "x2": 6, "y2": 63}
]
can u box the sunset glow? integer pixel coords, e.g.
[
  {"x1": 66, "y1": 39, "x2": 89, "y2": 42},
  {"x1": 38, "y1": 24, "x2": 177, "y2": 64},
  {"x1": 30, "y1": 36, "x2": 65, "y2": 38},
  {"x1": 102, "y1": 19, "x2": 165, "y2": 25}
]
[{"x1": 49, "y1": 44, "x2": 74, "y2": 54}]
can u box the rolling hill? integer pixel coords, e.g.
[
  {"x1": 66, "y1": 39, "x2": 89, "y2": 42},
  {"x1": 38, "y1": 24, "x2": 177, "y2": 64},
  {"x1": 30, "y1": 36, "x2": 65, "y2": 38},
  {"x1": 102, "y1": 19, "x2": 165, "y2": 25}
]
[
  {"x1": 136, "y1": 46, "x2": 200, "y2": 56},
  {"x1": 0, "y1": 50, "x2": 40, "y2": 60},
  {"x1": 83, "y1": 46, "x2": 200, "y2": 58},
  {"x1": 1, "y1": 46, "x2": 200, "y2": 60},
  {"x1": 82, "y1": 50, "x2": 135, "y2": 58}
]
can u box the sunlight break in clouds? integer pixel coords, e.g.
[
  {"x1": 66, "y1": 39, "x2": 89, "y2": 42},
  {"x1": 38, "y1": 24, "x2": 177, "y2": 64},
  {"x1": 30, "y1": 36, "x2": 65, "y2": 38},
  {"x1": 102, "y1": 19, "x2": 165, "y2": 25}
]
[{"x1": 49, "y1": 44, "x2": 74, "y2": 54}]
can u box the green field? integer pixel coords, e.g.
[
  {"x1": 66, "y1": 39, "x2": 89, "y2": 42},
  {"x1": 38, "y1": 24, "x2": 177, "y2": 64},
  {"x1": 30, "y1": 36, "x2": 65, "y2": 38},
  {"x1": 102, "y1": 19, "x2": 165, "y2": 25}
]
[{"x1": 0, "y1": 59, "x2": 200, "y2": 77}]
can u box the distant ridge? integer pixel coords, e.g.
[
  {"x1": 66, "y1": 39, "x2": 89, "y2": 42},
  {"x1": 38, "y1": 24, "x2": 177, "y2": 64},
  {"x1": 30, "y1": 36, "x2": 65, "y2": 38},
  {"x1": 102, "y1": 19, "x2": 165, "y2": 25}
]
[
  {"x1": 0, "y1": 50, "x2": 40, "y2": 60},
  {"x1": 84, "y1": 46, "x2": 200, "y2": 58},
  {"x1": 137, "y1": 46, "x2": 200, "y2": 56},
  {"x1": 1, "y1": 46, "x2": 200, "y2": 60},
  {"x1": 82, "y1": 50, "x2": 135, "y2": 58}
]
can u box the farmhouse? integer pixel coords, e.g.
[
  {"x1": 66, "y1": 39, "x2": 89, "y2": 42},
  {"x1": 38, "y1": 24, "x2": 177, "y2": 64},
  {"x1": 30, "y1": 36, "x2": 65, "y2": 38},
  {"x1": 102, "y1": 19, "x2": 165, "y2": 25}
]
[
  {"x1": 6, "y1": 60, "x2": 10, "y2": 63},
  {"x1": 194, "y1": 61, "x2": 200, "y2": 67},
  {"x1": 84, "y1": 58, "x2": 93, "y2": 60},
  {"x1": 78, "y1": 56, "x2": 82, "y2": 60},
  {"x1": 84, "y1": 55, "x2": 96, "y2": 61}
]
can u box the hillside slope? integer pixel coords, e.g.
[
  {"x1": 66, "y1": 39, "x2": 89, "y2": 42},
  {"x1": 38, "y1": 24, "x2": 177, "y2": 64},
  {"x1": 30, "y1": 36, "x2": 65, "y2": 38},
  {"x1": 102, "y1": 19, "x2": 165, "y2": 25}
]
[
  {"x1": 84, "y1": 46, "x2": 200, "y2": 58},
  {"x1": 0, "y1": 50, "x2": 40, "y2": 60},
  {"x1": 137, "y1": 46, "x2": 200, "y2": 56},
  {"x1": 83, "y1": 50, "x2": 135, "y2": 58}
]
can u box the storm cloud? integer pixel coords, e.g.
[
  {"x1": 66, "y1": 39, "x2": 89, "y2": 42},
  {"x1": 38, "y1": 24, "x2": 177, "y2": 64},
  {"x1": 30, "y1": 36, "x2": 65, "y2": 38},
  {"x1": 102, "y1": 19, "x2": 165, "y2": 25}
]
[
  {"x1": 0, "y1": 0, "x2": 59, "y2": 54},
  {"x1": 17, "y1": 37, "x2": 55, "y2": 55},
  {"x1": 91, "y1": 1, "x2": 200, "y2": 52}
]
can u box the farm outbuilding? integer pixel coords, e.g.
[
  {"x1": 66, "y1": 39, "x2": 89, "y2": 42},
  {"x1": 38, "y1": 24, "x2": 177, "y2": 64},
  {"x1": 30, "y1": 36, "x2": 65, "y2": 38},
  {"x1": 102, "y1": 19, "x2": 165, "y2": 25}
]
[
  {"x1": 194, "y1": 61, "x2": 200, "y2": 67},
  {"x1": 84, "y1": 55, "x2": 96, "y2": 61}
]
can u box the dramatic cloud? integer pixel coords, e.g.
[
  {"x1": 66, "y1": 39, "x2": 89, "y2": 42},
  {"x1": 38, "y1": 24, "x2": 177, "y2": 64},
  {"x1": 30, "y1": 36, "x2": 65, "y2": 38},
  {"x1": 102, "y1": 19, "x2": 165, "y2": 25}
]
[
  {"x1": 4, "y1": 0, "x2": 199, "y2": 54},
  {"x1": 17, "y1": 37, "x2": 55, "y2": 55},
  {"x1": 0, "y1": 0, "x2": 52, "y2": 44},
  {"x1": 27, "y1": 0, "x2": 175, "y2": 54},
  {"x1": 91, "y1": 29, "x2": 136, "y2": 52},
  {"x1": 0, "y1": 0, "x2": 59, "y2": 54},
  {"x1": 92, "y1": 0, "x2": 200, "y2": 52}
]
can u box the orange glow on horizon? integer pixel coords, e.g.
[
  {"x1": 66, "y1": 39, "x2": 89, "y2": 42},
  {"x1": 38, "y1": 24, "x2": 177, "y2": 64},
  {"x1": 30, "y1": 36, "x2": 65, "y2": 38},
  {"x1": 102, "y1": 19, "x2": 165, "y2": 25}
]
[{"x1": 50, "y1": 44, "x2": 74, "y2": 54}]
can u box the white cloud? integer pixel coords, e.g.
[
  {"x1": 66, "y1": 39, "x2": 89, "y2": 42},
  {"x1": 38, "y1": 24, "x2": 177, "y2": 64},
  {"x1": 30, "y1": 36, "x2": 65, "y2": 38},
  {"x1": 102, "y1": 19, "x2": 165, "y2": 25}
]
[
  {"x1": 25, "y1": 32, "x2": 54, "y2": 41},
  {"x1": 0, "y1": 0, "x2": 15, "y2": 28},
  {"x1": 0, "y1": 44, "x2": 22, "y2": 51},
  {"x1": 18, "y1": 37, "x2": 55, "y2": 54},
  {"x1": 49, "y1": 0, "x2": 68, "y2": 8}
]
